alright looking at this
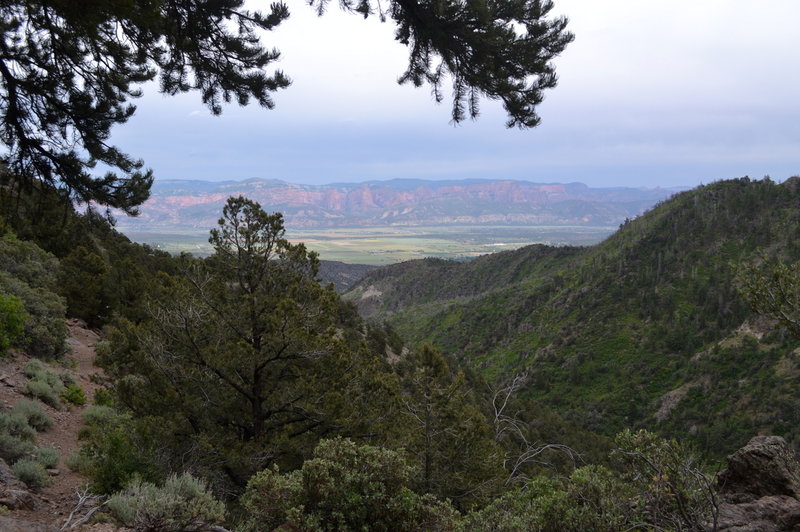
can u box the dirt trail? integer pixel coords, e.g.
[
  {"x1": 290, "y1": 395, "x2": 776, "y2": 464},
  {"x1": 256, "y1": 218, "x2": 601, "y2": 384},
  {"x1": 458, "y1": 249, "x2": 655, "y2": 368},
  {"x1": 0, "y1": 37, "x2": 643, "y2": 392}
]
[{"x1": 0, "y1": 319, "x2": 111, "y2": 529}]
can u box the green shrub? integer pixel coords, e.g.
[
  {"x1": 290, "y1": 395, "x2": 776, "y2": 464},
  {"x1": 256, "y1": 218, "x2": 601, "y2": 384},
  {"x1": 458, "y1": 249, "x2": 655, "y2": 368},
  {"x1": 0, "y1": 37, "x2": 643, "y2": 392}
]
[
  {"x1": 23, "y1": 359, "x2": 45, "y2": 378},
  {"x1": 0, "y1": 433, "x2": 35, "y2": 463},
  {"x1": 0, "y1": 293, "x2": 27, "y2": 355},
  {"x1": 0, "y1": 411, "x2": 36, "y2": 440},
  {"x1": 22, "y1": 379, "x2": 60, "y2": 407},
  {"x1": 82, "y1": 405, "x2": 117, "y2": 427},
  {"x1": 107, "y1": 473, "x2": 225, "y2": 531},
  {"x1": 614, "y1": 429, "x2": 717, "y2": 531},
  {"x1": 59, "y1": 372, "x2": 76, "y2": 387},
  {"x1": 11, "y1": 399, "x2": 53, "y2": 432},
  {"x1": 73, "y1": 418, "x2": 156, "y2": 494},
  {"x1": 24, "y1": 360, "x2": 65, "y2": 393},
  {"x1": 242, "y1": 438, "x2": 458, "y2": 532},
  {"x1": 62, "y1": 384, "x2": 87, "y2": 406},
  {"x1": 0, "y1": 233, "x2": 60, "y2": 290},
  {"x1": 12, "y1": 459, "x2": 53, "y2": 491},
  {"x1": 0, "y1": 271, "x2": 67, "y2": 358},
  {"x1": 94, "y1": 340, "x2": 112, "y2": 360},
  {"x1": 65, "y1": 451, "x2": 92, "y2": 475},
  {"x1": 93, "y1": 387, "x2": 114, "y2": 406},
  {"x1": 33, "y1": 446, "x2": 59, "y2": 469},
  {"x1": 460, "y1": 467, "x2": 635, "y2": 532}
]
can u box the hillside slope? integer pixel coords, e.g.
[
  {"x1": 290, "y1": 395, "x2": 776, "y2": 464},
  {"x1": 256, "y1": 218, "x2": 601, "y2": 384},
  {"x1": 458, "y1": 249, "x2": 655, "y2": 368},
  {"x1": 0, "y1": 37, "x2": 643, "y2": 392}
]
[{"x1": 346, "y1": 177, "x2": 800, "y2": 458}]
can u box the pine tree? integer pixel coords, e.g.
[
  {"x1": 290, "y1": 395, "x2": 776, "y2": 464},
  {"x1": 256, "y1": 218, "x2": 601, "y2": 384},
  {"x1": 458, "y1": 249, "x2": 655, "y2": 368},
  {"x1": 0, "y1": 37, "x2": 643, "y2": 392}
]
[
  {"x1": 107, "y1": 196, "x2": 398, "y2": 492},
  {"x1": 399, "y1": 344, "x2": 504, "y2": 509},
  {"x1": 0, "y1": 0, "x2": 572, "y2": 212}
]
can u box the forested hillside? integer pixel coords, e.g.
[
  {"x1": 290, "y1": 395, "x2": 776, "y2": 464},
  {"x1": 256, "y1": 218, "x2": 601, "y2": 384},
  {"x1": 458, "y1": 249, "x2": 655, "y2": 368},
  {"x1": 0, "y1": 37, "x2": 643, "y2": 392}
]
[
  {"x1": 5, "y1": 176, "x2": 800, "y2": 530},
  {"x1": 346, "y1": 177, "x2": 800, "y2": 458}
]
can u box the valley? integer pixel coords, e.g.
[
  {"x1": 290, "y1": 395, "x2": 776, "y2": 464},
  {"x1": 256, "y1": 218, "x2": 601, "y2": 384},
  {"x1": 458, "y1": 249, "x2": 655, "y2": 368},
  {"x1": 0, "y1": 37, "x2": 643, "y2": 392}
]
[
  {"x1": 115, "y1": 177, "x2": 673, "y2": 263},
  {"x1": 120, "y1": 224, "x2": 616, "y2": 264}
]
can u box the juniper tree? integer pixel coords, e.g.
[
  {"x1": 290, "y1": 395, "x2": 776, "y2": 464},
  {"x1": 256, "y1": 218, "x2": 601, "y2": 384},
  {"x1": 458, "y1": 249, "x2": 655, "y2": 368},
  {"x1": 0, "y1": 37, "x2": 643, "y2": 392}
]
[{"x1": 0, "y1": 0, "x2": 572, "y2": 212}]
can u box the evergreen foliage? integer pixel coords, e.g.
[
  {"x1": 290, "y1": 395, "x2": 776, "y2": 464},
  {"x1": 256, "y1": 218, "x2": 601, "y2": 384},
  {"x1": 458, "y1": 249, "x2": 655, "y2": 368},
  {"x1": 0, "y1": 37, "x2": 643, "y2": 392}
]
[
  {"x1": 348, "y1": 177, "x2": 800, "y2": 458},
  {"x1": 101, "y1": 196, "x2": 403, "y2": 494},
  {"x1": 0, "y1": 292, "x2": 26, "y2": 355},
  {"x1": 2, "y1": 184, "x2": 181, "y2": 327},
  {"x1": 241, "y1": 437, "x2": 459, "y2": 531},
  {"x1": 397, "y1": 344, "x2": 505, "y2": 508},
  {"x1": 462, "y1": 430, "x2": 716, "y2": 531},
  {"x1": 0, "y1": 232, "x2": 67, "y2": 357},
  {"x1": 0, "y1": 0, "x2": 571, "y2": 212}
]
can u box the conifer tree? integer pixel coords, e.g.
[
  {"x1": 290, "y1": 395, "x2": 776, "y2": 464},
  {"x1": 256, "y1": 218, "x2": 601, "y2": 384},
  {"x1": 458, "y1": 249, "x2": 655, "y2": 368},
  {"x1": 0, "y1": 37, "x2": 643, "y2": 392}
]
[
  {"x1": 107, "y1": 196, "x2": 399, "y2": 492},
  {"x1": 399, "y1": 344, "x2": 504, "y2": 509},
  {"x1": 0, "y1": 0, "x2": 572, "y2": 212}
]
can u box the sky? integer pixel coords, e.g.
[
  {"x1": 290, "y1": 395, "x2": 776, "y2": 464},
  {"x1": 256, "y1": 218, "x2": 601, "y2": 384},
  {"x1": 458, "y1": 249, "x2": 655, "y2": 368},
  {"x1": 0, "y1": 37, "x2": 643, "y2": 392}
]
[{"x1": 110, "y1": 0, "x2": 800, "y2": 188}]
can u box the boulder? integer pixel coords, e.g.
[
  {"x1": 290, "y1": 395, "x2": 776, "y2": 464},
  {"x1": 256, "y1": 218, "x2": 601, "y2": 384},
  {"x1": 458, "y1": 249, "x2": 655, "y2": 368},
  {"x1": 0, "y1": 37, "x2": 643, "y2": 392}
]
[
  {"x1": 718, "y1": 496, "x2": 800, "y2": 532},
  {"x1": 718, "y1": 436, "x2": 800, "y2": 503},
  {"x1": 718, "y1": 436, "x2": 800, "y2": 531}
]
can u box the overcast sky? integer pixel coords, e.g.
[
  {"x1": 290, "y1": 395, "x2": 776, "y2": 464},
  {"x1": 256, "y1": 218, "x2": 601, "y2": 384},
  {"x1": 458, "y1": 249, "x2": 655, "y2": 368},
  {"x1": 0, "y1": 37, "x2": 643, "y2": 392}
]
[{"x1": 110, "y1": 0, "x2": 800, "y2": 188}]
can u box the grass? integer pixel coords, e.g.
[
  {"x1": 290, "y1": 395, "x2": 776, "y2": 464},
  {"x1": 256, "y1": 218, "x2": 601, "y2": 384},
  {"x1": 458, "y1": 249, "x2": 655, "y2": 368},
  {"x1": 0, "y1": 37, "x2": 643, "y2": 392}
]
[{"x1": 117, "y1": 225, "x2": 615, "y2": 265}]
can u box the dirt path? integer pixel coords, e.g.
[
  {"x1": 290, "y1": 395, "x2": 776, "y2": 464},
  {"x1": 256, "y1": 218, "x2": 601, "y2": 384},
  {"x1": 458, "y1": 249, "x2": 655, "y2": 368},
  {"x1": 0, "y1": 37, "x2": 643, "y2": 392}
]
[{"x1": 1, "y1": 319, "x2": 111, "y2": 529}]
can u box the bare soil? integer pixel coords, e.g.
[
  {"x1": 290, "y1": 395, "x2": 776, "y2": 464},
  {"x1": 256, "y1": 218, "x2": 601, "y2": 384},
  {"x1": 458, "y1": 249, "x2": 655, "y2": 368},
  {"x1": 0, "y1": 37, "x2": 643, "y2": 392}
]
[{"x1": 0, "y1": 319, "x2": 118, "y2": 530}]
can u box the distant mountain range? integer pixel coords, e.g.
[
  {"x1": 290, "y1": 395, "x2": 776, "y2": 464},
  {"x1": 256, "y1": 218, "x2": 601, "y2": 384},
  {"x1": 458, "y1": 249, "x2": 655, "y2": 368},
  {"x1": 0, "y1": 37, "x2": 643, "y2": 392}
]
[{"x1": 117, "y1": 178, "x2": 680, "y2": 229}]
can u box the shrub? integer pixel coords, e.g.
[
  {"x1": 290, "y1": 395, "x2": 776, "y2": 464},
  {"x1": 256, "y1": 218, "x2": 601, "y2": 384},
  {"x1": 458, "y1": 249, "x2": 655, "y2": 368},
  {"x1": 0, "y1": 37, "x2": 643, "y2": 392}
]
[
  {"x1": 12, "y1": 458, "x2": 53, "y2": 491},
  {"x1": 24, "y1": 360, "x2": 65, "y2": 393},
  {"x1": 0, "y1": 233, "x2": 60, "y2": 290},
  {"x1": 82, "y1": 405, "x2": 117, "y2": 427},
  {"x1": 33, "y1": 446, "x2": 59, "y2": 469},
  {"x1": 0, "y1": 433, "x2": 35, "y2": 463},
  {"x1": 59, "y1": 372, "x2": 76, "y2": 387},
  {"x1": 62, "y1": 384, "x2": 87, "y2": 406},
  {"x1": 65, "y1": 451, "x2": 92, "y2": 475},
  {"x1": 0, "y1": 411, "x2": 37, "y2": 440},
  {"x1": 242, "y1": 438, "x2": 458, "y2": 532},
  {"x1": 93, "y1": 387, "x2": 114, "y2": 406},
  {"x1": 11, "y1": 400, "x2": 53, "y2": 432},
  {"x1": 107, "y1": 473, "x2": 225, "y2": 531},
  {"x1": 0, "y1": 271, "x2": 67, "y2": 358},
  {"x1": 23, "y1": 359, "x2": 45, "y2": 379},
  {"x1": 94, "y1": 340, "x2": 112, "y2": 360},
  {"x1": 614, "y1": 429, "x2": 718, "y2": 531},
  {"x1": 460, "y1": 467, "x2": 635, "y2": 532},
  {"x1": 73, "y1": 412, "x2": 156, "y2": 494},
  {"x1": 0, "y1": 293, "x2": 27, "y2": 355},
  {"x1": 22, "y1": 379, "x2": 60, "y2": 408}
]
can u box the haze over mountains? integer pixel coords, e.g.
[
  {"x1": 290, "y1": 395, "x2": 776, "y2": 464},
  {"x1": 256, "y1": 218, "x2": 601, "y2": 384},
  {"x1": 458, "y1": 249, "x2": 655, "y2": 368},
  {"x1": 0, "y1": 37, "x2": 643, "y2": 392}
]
[{"x1": 118, "y1": 178, "x2": 679, "y2": 230}]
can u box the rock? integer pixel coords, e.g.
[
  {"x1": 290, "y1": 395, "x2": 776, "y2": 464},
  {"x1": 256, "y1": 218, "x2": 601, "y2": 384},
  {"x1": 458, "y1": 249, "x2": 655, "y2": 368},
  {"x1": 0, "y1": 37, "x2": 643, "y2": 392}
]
[
  {"x1": 717, "y1": 436, "x2": 800, "y2": 531},
  {"x1": 0, "y1": 515, "x2": 58, "y2": 531},
  {"x1": 718, "y1": 496, "x2": 800, "y2": 531},
  {"x1": 0, "y1": 459, "x2": 25, "y2": 489},
  {"x1": 718, "y1": 436, "x2": 800, "y2": 503},
  {"x1": 45, "y1": 469, "x2": 59, "y2": 476},
  {"x1": 0, "y1": 489, "x2": 36, "y2": 510}
]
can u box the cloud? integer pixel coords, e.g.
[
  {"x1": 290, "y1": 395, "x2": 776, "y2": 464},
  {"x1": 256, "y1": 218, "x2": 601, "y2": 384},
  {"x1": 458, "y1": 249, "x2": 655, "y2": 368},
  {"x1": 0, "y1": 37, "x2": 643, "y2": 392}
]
[{"x1": 107, "y1": 0, "x2": 800, "y2": 188}]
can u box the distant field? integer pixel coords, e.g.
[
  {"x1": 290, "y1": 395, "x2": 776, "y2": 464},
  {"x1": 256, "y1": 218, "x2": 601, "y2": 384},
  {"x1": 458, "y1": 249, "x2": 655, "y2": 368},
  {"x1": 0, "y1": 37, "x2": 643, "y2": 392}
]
[{"x1": 118, "y1": 225, "x2": 616, "y2": 265}]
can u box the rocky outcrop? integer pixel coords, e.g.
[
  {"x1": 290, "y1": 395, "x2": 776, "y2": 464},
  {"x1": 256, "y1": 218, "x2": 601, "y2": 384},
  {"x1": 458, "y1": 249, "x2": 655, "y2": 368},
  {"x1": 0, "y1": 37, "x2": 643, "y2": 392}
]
[
  {"x1": 0, "y1": 458, "x2": 36, "y2": 511},
  {"x1": 0, "y1": 516, "x2": 58, "y2": 532},
  {"x1": 718, "y1": 436, "x2": 800, "y2": 531},
  {"x1": 119, "y1": 178, "x2": 672, "y2": 230}
]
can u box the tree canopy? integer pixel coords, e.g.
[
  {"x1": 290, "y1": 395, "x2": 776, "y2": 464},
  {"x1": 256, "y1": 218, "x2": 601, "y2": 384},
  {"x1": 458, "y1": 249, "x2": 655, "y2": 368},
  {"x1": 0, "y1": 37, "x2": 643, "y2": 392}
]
[{"x1": 0, "y1": 0, "x2": 572, "y2": 212}]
